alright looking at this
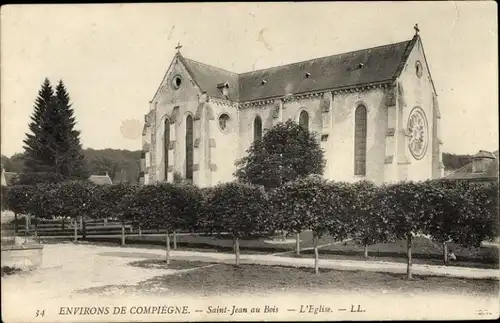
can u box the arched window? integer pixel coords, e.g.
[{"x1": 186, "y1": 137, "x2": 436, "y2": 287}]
[
  {"x1": 299, "y1": 110, "x2": 309, "y2": 131},
  {"x1": 354, "y1": 105, "x2": 367, "y2": 175},
  {"x1": 164, "y1": 119, "x2": 170, "y2": 181},
  {"x1": 254, "y1": 116, "x2": 263, "y2": 142},
  {"x1": 185, "y1": 115, "x2": 194, "y2": 181}
]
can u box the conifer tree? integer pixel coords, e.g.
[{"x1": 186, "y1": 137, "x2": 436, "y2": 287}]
[
  {"x1": 23, "y1": 78, "x2": 55, "y2": 173},
  {"x1": 22, "y1": 79, "x2": 88, "y2": 179},
  {"x1": 54, "y1": 80, "x2": 88, "y2": 179}
]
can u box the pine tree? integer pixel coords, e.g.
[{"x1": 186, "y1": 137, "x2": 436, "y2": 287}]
[
  {"x1": 23, "y1": 78, "x2": 55, "y2": 173},
  {"x1": 22, "y1": 79, "x2": 89, "y2": 180},
  {"x1": 54, "y1": 80, "x2": 88, "y2": 179}
]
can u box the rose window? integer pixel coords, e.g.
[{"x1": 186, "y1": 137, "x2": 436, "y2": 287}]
[{"x1": 407, "y1": 107, "x2": 428, "y2": 160}]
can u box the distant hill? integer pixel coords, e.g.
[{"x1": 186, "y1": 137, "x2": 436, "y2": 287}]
[
  {"x1": 442, "y1": 153, "x2": 473, "y2": 170},
  {"x1": 1, "y1": 148, "x2": 141, "y2": 184},
  {"x1": 0, "y1": 150, "x2": 476, "y2": 182}
]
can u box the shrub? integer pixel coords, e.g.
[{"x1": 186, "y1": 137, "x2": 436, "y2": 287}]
[
  {"x1": 348, "y1": 180, "x2": 389, "y2": 258},
  {"x1": 234, "y1": 120, "x2": 325, "y2": 189},
  {"x1": 204, "y1": 182, "x2": 269, "y2": 266}
]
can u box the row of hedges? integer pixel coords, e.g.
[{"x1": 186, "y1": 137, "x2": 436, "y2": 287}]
[{"x1": 2, "y1": 178, "x2": 498, "y2": 277}]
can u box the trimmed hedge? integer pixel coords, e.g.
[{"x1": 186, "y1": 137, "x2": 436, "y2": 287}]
[{"x1": 3, "y1": 178, "x2": 498, "y2": 277}]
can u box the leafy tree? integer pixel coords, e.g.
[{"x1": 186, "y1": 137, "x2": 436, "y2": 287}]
[
  {"x1": 376, "y1": 181, "x2": 428, "y2": 280},
  {"x1": 349, "y1": 180, "x2": 390, "y2": 258},
  {"x1": 270, "y1": 178, "x2": 350, "y2": 274},
  {"x1": 453, "y1": 181, "x2": 499, "y2": 249},
  {"x1": 204, "y1": 182, "x2": 269, "y2": 266},
  {"x1": 422, "y1": 180, "x2": 467, "y2": 265},
  {"x1": 22, "y1": 79, "x2": 88, "y2": 180},
  {"x1": 94, "y1": 184, "x2": 139, "y2": 245},
  {"x1": 130, "y1": 183, "x2": 200, "y2": 264},
  {"x1": 234, "y1": 120, "x2": 325, "y2": 189},
  {"x1": 53, "y1": 181, "x2": 98, "y2": 242},
  {"x1": 4, "y1": 185, "x2": 38, "y2": 236},
  {"x1": 17, "y1": 172, "x2": 65, "y2": 185}
]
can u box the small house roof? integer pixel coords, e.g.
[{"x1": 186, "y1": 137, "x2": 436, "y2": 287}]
[{"x1": 89, "y1": 174, "x2": 113, "y2": 185}]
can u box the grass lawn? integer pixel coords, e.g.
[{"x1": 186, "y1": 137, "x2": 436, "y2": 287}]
[
  {"x1": 79, "y1": 263, "x2": 499, "y2": 297},
  {"x1": 128, "y1": 259, "x2": 216, "y2": 270},
  {"x1": 278, "y1": 237, "x2": 499, "y2": 269}
]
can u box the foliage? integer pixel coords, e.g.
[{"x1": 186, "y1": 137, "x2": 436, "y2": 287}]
[
  {"x1": 204, "y1": 182, "x2": 269, "y2": 238},
  {"x1": 28, "y1": 183, "x2": 63, "y2": 219},
  {"x1": 16, "y1": 172, "x2": 65, "y2": 185},
  {"x1": 234, "y1": 120, "x2": 325, "y2": 189},
  {"x1": 269, "y1": 177, "x2": 334, "y2": 238},
  {"x1": 442, "y1": 153, "x2": 473, "y2": 170},
  {"x1": 1, "y1": 153, "x2": 25, "y2": 173},
  {"x1": 348, "y1": 180, "x2": 390, "y2": 248},
  {"x1": 23, "y1": 78, "x2": 54, "y2": 174},
  {"x1": 452, "y1": 181, "x2": 498, "y2": 248},
  {"x1": 93, "y1": 184, "x2": 139, "y2": 222},
  {"x1": 84, "y1": 148, "x2": 141, "y2": 184},
  {"x1": 4, "y1": 185, "x2": 38, "y2": 215},
  {"x1": 22, "y1": 79, "x2": 88, "y2": 179},
  {"x1": 3, "y1": 148, "x2": 141, "y2": 184},
  {"x1": 51, "y1": 181, "x2": 98, "y2": 219},
  {"x1": 376, "y1": 181, "x2": 429, "y2": 240}
]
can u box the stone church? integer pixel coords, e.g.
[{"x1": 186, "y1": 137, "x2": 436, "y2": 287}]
[{"x1": 140, "y1": 29, "x2": 444, "y2": 187}]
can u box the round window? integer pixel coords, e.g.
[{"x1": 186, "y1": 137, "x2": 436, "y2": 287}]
[
  {"x1": 415, "y1": 61, "x2": 423, "y2": 78},
  {"x1": 407, "y1": 107, "x2": 428, "y2": 160},
  {"x1": 172, "y1": 75, "x2": 182, "y2": 89},
  {"x1": 218, "y1": 113, "x2": 230, "y2": 132}
]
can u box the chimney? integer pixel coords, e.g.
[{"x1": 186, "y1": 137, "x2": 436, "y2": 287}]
[
  {"x1": 472, "y1": 150, "x2": 495, "y2": 173},
  {"x1": 217, "y1": 82, "x2": 229, "y2": 98}
]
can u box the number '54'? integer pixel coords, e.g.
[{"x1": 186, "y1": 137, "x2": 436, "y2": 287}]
[{"x1": 35, "y1": 310, "x2": 45, "y2": 317}]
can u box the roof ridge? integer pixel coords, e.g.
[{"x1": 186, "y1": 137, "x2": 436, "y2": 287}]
[
  {"x1": 238, "y1": 38, "x2": 413, "y2": 76},
  {"x1": 182, "y1": 56, "x2": 239, "y2": 77},
  {"x1": 444, "y1": 163, "x2": 472, "y2": 178}
]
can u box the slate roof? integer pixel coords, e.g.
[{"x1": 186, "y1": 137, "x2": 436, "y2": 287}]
[
  {"x1": 89, "y1": 174, "x2": 113, "y2": 185},
  {"x1": 444, "y1": 150, "x2": 499, "y2": 181},
  {"x1": 180, "y1": 56, "x2": 240, "y2": 102},
  {"x1": 179, "y1": 35, "x2": 419, "y2": 103}
]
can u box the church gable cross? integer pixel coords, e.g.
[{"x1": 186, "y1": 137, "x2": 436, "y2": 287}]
[
  {"x1": 175, "y1": 42, "x2": 182, "y2": 53},
  {"x1": 414, "y1": 24, "x2": 420, "y2": 35}
]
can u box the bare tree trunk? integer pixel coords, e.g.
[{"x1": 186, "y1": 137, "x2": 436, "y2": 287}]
[
  {"x1": 443, "y1": 241, "x2": 448, "y2": 266},
  {"x1": 165, "y1": 230, "x2": 171, "y2": 265},
  {"x1": 73, "y1": 218, "x2": 78, "y2": 243},
  {"x1": 14, "y1": 213, "x2": 17, "y2": 234},
  {"x1": 364, "y1": 244, "x2": 369, "y2": 259},
  {"x1": 313, "y1": 235, "x2": 320, "y2": 275},
  {"x1": 61, "y1": 217, "x2": 65, "y2": 230},
  {"x1": 296, "y1": 232, "x2": 300, "y2": 256},
  {"x1": 82, "y1": 217, "x2": 86, "y2": 240},
  {"x1": 34, "y1": 217, "x2": 38, "y2": 243},
  {"x1": 234, "y1": 237, "x2": 240, "y2": 267},
  {"x1": 24, "y1": 215, "x2": 29, "y2": 244},
  {"x1": 406, "y1": 233, "x2": 413, "y2": 280},
  {"x1": 121, "y1": 221, "x2": 126, "y2": 246},
  {"x1": 138, "y1": 225, "x2": 142, "y2": 236},
  {"x1": 173, "y1": 230, "x2": 177, "y2": 249},
  {"x1": 281, "y1": 230, "x2": 286, "y2": 241}
]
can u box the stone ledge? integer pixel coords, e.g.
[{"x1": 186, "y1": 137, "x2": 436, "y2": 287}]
[{"x1": 1, "y1": 244, "x2": 44, "y2": 251}]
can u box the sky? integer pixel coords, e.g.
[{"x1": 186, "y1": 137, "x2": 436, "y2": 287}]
[{"x1": 1, "y1": 2, "x2": 498, "y2": 157}]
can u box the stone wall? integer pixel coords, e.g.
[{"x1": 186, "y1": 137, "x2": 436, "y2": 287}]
[{"x1": 1, "y1": 244, "x2": 44, "y2": 270}]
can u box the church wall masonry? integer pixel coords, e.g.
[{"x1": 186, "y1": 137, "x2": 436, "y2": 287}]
[
  {"x1": 396, "y1": 37, "x2": 443, "y2": 181},
  {"x1": 141, "y1": 33, "x2": 441, "y2": 186}
]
